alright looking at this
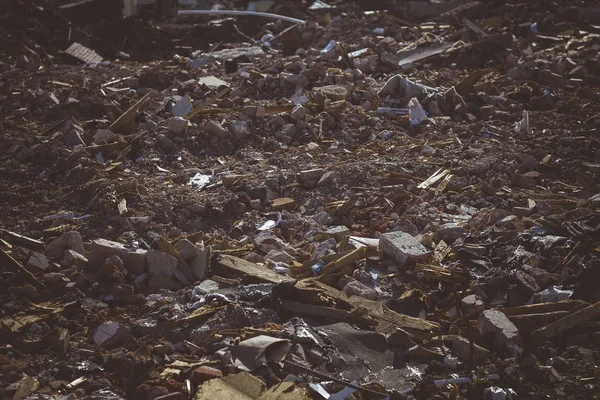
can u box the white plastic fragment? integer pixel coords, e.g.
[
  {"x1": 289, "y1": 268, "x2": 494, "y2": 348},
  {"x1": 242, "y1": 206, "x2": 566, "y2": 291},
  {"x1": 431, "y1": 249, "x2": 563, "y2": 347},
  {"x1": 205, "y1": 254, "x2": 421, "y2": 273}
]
[
  {"x1": 514, "y1": 110, "x2": 530, "y2": 134},
  {"x1": 256, "y1": 212, "x2": 282, "y2": 231},
  {"x1": 408, "y1": 97, "x2": 428, "y2": 126},
  {"x1": 187, "y1": 171, "x2": 214, "y2": 191}
]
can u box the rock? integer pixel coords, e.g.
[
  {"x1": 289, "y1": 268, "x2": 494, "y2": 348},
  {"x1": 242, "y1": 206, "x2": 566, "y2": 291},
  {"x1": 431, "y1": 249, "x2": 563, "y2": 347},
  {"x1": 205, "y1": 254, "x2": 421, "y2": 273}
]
[
  {"x1": 436, "y1": 223, "x2": 465, "y2": 242},
  {"x1": 551, "y1": 356, "x2": 569, "y2": 372},
  {"x1": 313, "y1": 211, "x2": 333, "y2": 226},
  {"x1": 94, "y1": 322, "x2": 130, "y2": 349},
  {"x1": 89, "y1": 239, "x2": 147, "y2": 275},
  {"x1": 64, "y1": 130, "x2": 86, "y2": 147},
  {"x1": 478, "y1": 309, "x2": 521, "y2": 346},
  {"x1": 343, "y1": 280, "x2": 378, "y2": 300},
  {"x1": 44, "y1": 272, "x2": 70, "y2": 290},
  {"x1": 26, "y1": 252, "x2": 49, "y2": 272},
  {"x1": 325, "y1": 225, "x2": 350, "y2": 241},
  {"x1": 521, "y1": 264, "x2": 559, "y2": 288},
  {"x1": 489, "y1": 208, "x2": 512, "y2": 224},
  {"x1": 171, "y1": 95, "x2": 192, "y2": 117},
  {"x1": 519, "y1": 153, "x2": 538, "y2": 171},
  {"x1": 317, "y1": 171, "x2": 335, "y2": 187},
  {"x1": 229, "y1": 120, "x2": 252, "y2": 139},
  {"x1": 514, "y1": 270, "x2": 540, "y2": 296},
  {"x1": 272, "y1": 198, "x2": 296, "y2": 211},
  {"x1": 157, "y1": 134, "x2": 175, "y2": 152},
  {"x1": 46, "y1": 231, "x2": 85, "y2": 260},
  {"x1": 461, "y1": 294, "x2": 484, "y2": 318},
  {"x1": 249, "y1": 199, "x2": 262, "y2": 210},
  {"x1": 297, "y1": 168, "x2": 325, "y2": 182},
  {"x1": 313, "y1": 85, "x2": 348, "y2": 101},
  {"x1": 63, "y1": 250, "x2": 88, "y2": 269},
  {"x1": 146, "y1": 250, "x2": 190, "y2": 292},
  {"x1": 512, "y1": 207, "x2": 532, "y2": 217},
  {"x1": 380, "y1": 231, "x2": 432, "y2": 264},
  {"x1": 264, "y1": 250, "x2": 295, "y2": 264},
  {"x1": 206, "y1": 120, "x2": 232, "y2": 138},
  {"x1": 175, "y1": 239, "x2": 199, "y2": 261},
  {"x1": 93, "y1": 129, "x2": 118, "y2": 144},
  {"x1": 167, "y1": 117, "x2": 188, "y2": 135},
  {"x1": 290, "y1": 105, "x2": 308, "y2": 120},
  {"x1": 193, "y1": 279, "x2": 219, "y2": 295},
  {"x1": 391, "y1": 218, "x2": 419, "y2": 236},
  {"x1": 452, "y1": 336, "x2": 491, "y2": 364}
]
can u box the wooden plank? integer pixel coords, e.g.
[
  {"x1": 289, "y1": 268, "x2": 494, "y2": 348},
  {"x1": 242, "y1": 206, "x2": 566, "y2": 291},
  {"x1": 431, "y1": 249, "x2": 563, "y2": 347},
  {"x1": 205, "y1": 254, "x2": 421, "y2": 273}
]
[
  {"x1": 0, "y1": 249, "x2": 44, "y2": 288},
  {"x1": 107, "y1": 92, "x2": 151, "y2": 134},
  {"x1": 216, "y1": 255, "x2": 295, "y2": 284},
  {"x1": 531, "y1": 301, "x2": 600, "y2": 342},
  {"x1": 509, "y1": 311, "x2": 570, "y2": 334},
  {"x1": 498, "y1": 300, "x2": 587, "y2": 316}
]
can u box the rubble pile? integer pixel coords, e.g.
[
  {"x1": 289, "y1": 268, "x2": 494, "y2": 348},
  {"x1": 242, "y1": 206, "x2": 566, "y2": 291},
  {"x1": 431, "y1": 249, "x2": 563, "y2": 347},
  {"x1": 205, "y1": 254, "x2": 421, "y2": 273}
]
[{"x1": 2, "y1": 0, "x2": 600, "y2": 399}]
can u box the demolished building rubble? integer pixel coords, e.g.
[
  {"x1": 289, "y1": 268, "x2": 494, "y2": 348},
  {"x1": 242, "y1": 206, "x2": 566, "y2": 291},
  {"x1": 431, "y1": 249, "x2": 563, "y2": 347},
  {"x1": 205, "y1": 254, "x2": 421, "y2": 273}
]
[{"x1": 2, "y1": 0, "x2": 600, "y2": 399}]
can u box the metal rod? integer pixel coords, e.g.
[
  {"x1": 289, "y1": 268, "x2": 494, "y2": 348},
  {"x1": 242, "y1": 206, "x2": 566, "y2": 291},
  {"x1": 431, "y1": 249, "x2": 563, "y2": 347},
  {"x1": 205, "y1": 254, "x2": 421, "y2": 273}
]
[{"x1": 177, "y1": 9, "x2": 305, "y2": 24}]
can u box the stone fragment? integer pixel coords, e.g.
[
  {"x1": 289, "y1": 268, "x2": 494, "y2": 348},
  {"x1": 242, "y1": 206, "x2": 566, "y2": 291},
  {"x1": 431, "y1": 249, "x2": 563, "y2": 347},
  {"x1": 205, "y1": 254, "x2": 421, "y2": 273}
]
[
  {"x1": 343, "y1": 280, "x2": 378, "y2": 300},
  {"x1": 64, "y1": 130, "x2": 86, "y2": 147},
  {"x1": 63, "y1": 249, "x2": 88, "y2": 269},
  {"x1": 452, "y1": 336, "x2": 491, "y2": 364},
  {"x1": 229, "y1": 120, "x2": 252, "y2": 139},
  {"x1": 478, "y1": 309, "x2": 521, "y2": 346},
  {"x1": 317, "y1": 171, "x2": 335, "y2": 187},
  {"x1": 171, "y1": 95, "x2": 192, "y2": 117},
  {"x1": 146, "y1": 250, "x2": 190, "y2": 292},
  {"x1": 26, "y1": 252, "x2": 50, "y2": 272},
  {"x1": 264, "y1": 250, "x2": 295, "y2": 264},
  {"x1": 325, "y1": 225, "x2": 350, "y2": 241},
  {"x1": 514, "y1": 270, "x2": 540, "y2": 296},
  {"x1": 380, "y1": 231, "x2": 432, "y2": 264},
  {"x1": 93, "y1": 129, "x2": 118, "y2": 144},
  {"x1": 94, "y1": 322, "x2": 130, "y2": 349},
  {"x1": 167, "y1": 117, "x2": 188, "y2": 135},
  {"x1": 313, "y1": 85, "x2": 348, "y2": 101},
  {"x1": 89, "y1": 239, "x2": 147, "y2": 275},
  {"x1": 290, "y1": 105, "x2": 308, "y2": 120},
  {"x1": 46, "y1": 231, "x2": 85, "y2": 260},
  {"x1": 175, "y1": 239, "x2": 199, "y2": 261},
  {"x1": 436, "y1": 223, "x2": 465, "y2": 242},
  {"x1": 461, "y1": 295, "x2": 484, "y2": 318},
  {"x1": 193, "y1": 279, "x2": 219, "y2": 295},
  {"x1": 297, "y1": 169, "x2": 325, "y2": 182},
  {"x1": 206, "y1": 120, "x2": 232, "y2": 138}
]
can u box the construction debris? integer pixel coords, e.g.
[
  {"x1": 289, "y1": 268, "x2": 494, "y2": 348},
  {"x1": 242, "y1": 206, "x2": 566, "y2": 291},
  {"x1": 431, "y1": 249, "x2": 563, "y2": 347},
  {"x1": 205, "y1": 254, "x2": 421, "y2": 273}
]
[{"x1": 1, "y1": 0, "x2": 600, "y2": 399}]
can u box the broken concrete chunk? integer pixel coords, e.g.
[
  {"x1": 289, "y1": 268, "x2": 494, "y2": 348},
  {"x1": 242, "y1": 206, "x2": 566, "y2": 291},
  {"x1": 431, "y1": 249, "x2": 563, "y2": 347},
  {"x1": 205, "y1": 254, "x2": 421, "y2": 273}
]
[
  {"x1": 317, "y1": 171, "x2": 335, "y2": 187},
  {"x1": 313, "y1": 85, "x2": 348, "y2": 101},
  {"x1": 264, "y1": 250, "x2": 295, "y2": 264},
  {"x1": 290, "y1": 105, "x2": 308, "y2": 120},
  {"x1": 46, "y1": 231, "x2": 85, "y2": 260},
  {"x1": 175, "y1": 239, "x2": 199, "y2": 261},
  {"x1": 206, "y1": 120, "x2": 232, "y2": 138},
  {"x1": 93, "y1": 129, "x2": 118, "y2": 144},
  {"x1": 479, "y1": 309, "x2": 521, "y2": 346},
  {"x1": 343, "y1": 280, "x2": 378, "y2": 300},
  {"x1": 380, "y1": 231, "x2": 432, "y2": 264},
  {"x1": 436, "y1": 223, "x2": 465, "y2": 242},
  {"x1": 146, "y1": 250, "x2": 190, "y2": 292},
  {"x1": 452, "y1": 336, "x2": 491, "y2": 364},
  {"x1": 94, "y1": 322, "x2": 130, "y2": 349},
  {"x1": 461, "y1": 294, "x2": 484, "y2": 318},
  {"x1": 63, "y1": 249, "x2": 88, "y2": 269},
  {"x1": 89, "y1": 239, "x2": 147, "y2": 275},
  {"x1": 298, "y1": 168, "x2": 325, "y2": 182},
  {"x1": 325, "y1": 225, "x2": 350, "y2": 241},
  {"x1": 167, "y1": 116, "x2": 188, "y2": 135},
  {"x1": 171, "y1": 95, "x2": 192, "y2": 117},
  {"x1": 26, "y1": 252, "x2": 49, "y2": 272},
  {"x1": 229, "y1": 120, "x2": 252, "y2": 139}
]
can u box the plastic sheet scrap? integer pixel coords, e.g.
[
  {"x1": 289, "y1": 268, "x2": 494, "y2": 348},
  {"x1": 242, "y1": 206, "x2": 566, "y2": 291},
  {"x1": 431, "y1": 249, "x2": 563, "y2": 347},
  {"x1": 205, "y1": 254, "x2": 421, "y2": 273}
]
[
  {"x1": 256, "y1": 212, "x2": 282, "y2": 231},
  {"x1": 187, "y1": 171, "x2": 214, "y2": 191},
  {"x1": 231, "y1": 335, "x2": 292, "y2": 371}
]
